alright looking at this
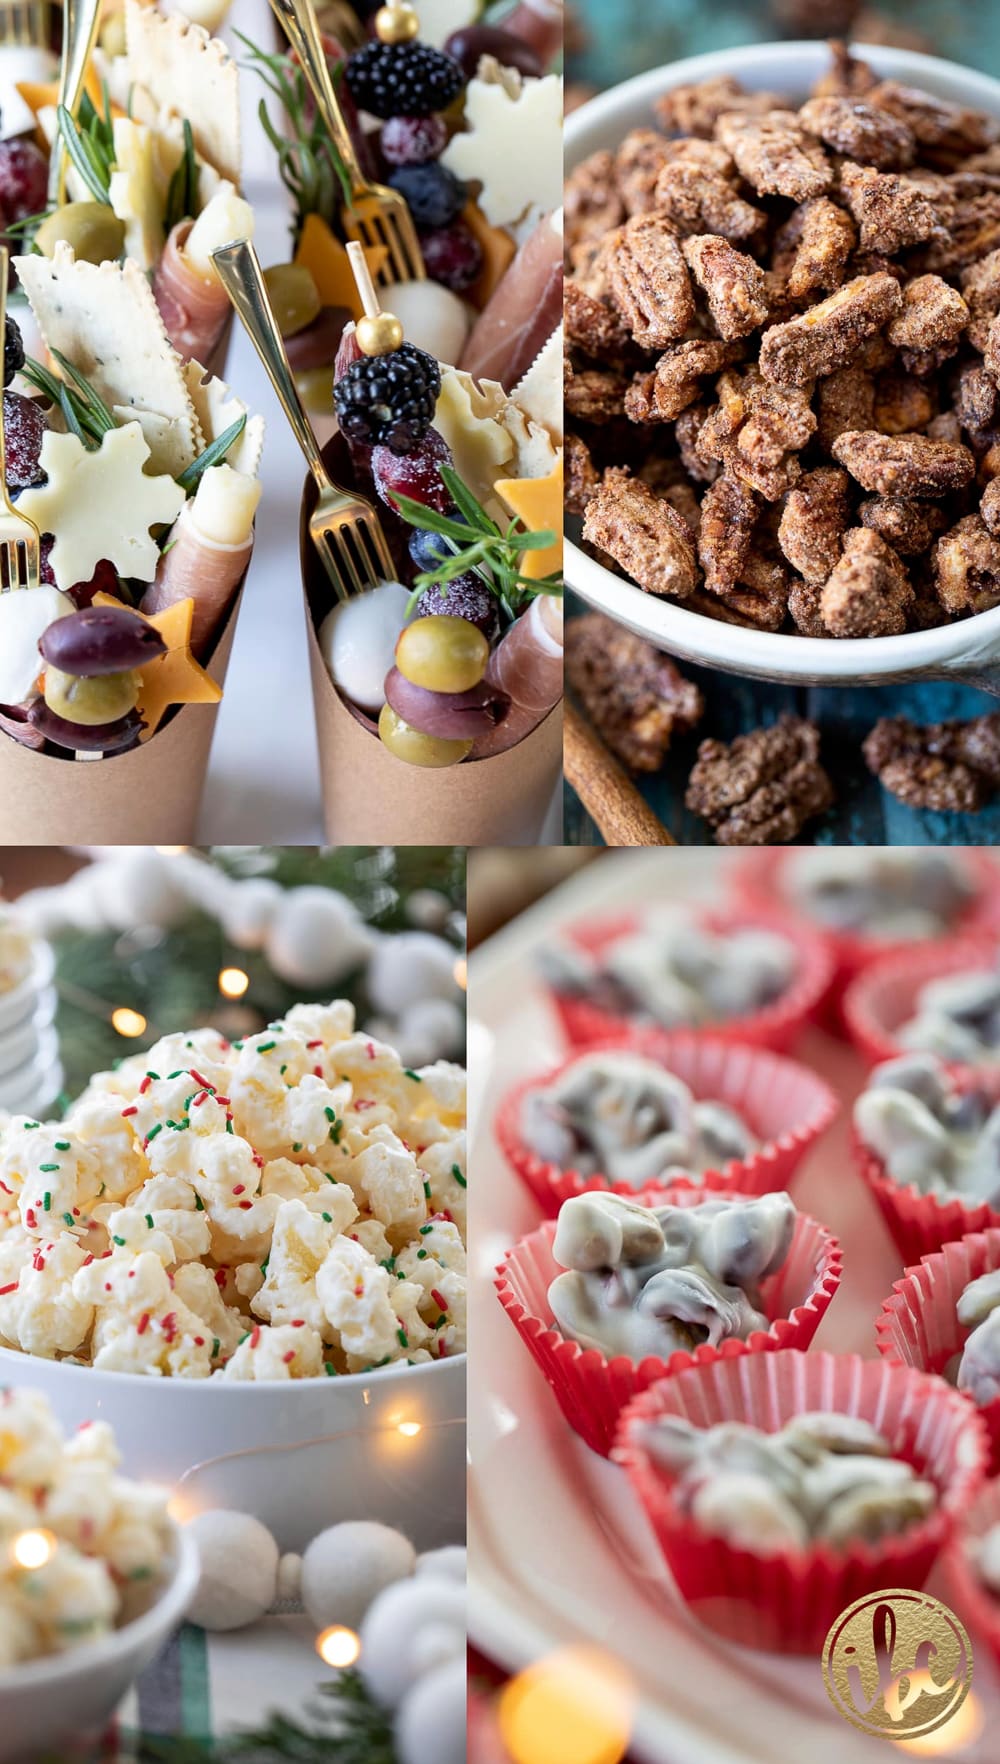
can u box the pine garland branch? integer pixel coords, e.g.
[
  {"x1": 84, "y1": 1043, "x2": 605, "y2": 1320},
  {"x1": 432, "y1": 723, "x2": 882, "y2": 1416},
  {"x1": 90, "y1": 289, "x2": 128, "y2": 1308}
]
[{"x1": 138, "y1": 1673, "x2": 397, "y2": 1763}]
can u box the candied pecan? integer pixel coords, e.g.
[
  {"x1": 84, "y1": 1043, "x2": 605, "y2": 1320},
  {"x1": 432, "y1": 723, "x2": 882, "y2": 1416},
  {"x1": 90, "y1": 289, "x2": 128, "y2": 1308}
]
[
  {"x1": 961, "y1": 247, "x2": 1000, "y2": 350},
  {"x1": 787, "y1": 574, "x2": 828, "y2": 634},
  {"x1": 921, "y1": 193, "x2": 1000, "y2": 272},
  {"x1": 615, "y1": 129, "x2": 672, "y2": 215},
  {"x1": 564, "y1": 281, "x2": 633, "y2": 361},
  {"x1": 685, "y1": 716, "x2": 834, "y2": 844},
  {"x1": 653, "y1": 161, "x2": 765, "y2": 242},
  {"x1": 864, "y1": 712, "x2": 1000, "y2": 811},
  {"x1": 838, "y1": 162, "x2": 941, "y2": 253},
  {"x1": 857, "y1": 496, "x2": 946, "y2": 555},
  {"x1": 658, "y1": 137, "x2": 736, "y2": 176},
  {"x1": 832, "y1": 429, "x2": 976, "y2": 494},
  {"x1": 699, "y1": 365, "x2": 816, "y2": 499},
  {"x1": 932, "y1": 513, "x2": 1000, "y2": 613},
  {"x1": 820, "y1": 526, "x2": 913, "y2": 636},
  {"x1": 759, "y1": 272, "x2": 901, "y2": 386},
  {"x1": 624, "y1": 339, "x2": 733, "y2": 424},
  {"x1": 954, "y1": 362, "x2": 998, "y2": 435},
  {"x1": 778, "y1": 465, "x2": 850, "y2": 584},
  {"x1": 885, "y1": 275, "x2": 968, "y2": 361},
  {"x1": 656, "y1": 478, "x2": 702, "y2": 534},
  {"x1": 582, "y1": 468, "x2": 700, "y2": 599},
  {"x1": 675, "y1": 402, "x2": 720, "y2": 483},
  {"x1": 564, "y1": 368, "x2": 629, "y2": 423},
  {"x1": 565, "y1": 150, "x2": 624, "y2": 253},
  {"x1": 564, "y1": 432, "x2": 600, "y2": 516},
  {"x1": 716, "y1": 109, "x2": 833, "y2": 201},
  {"x1": 798, "y1": 95, "x2": 915, "y2": 169},
  {"x1": 810, "y1": 42, "x2": 880, "y2": 101},
  {"x1": 656, "y1": 78, "x2": 783, "y2": 140},
  {"x1": 606, "y1": 214, "x2": 695, "y2": 348},
  {"x1": 682, "y1": 234, "x2": 769, "y2": 340},
  {"x1": 565, "y1": 613, "x2": 704, "y2": 771},
  {"x1": 816, "y1": 363, "x2": 876, "y2": 450},
  {"x1": 698, "y1": 471, "x2": 760, "y2": 593},
  {"x1": 873, "y1": 371, "x2": 936, "y2": 436},
  {"x1": 926, "y1": 410, "x2": 964, "y2": 444},
  {"x1": 867, "y1": 80, "x2": 1000, "y2": 166},
  {"x1": 773, "y1": 197, "x2": 855, "y2": 299},
  {"x1": 984, "y1": 314, "x2": 1000, "y2": 386},
  {"x1": 982, "y1": 476, "x2": 1000, "y2": 534}
]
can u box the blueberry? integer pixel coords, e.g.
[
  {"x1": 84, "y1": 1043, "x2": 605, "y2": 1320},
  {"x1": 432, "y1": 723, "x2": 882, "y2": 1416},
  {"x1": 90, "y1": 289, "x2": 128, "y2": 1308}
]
[
  {"x1": 408, "y1": 517, "x2": 468, "y2": 572},
  {"x1": 388, "y1": 162, "x2": 467, "y2": 231}
]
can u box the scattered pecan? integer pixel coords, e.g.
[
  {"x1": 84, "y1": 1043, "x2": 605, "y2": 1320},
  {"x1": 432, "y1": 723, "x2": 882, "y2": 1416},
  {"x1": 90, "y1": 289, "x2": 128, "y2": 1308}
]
[
  {"x1": 565, "y1": 613, "x2": 704, "y2": 771},
  {"x1": 954, "y1": 361, "x2": 998, "y2": 435},
  {"x1": 820, "y1": 526, "x2": 914, "y2": 636},
  {"x1": 811, "y1": 41, "x2": 879, "y2": 100},
  {"x1": 582, "y1": 468, "x2": 700, "y2": 599},
  {"x1": 685, "y1": 716, "x2": 834, "y2": 844},
  {"x1": 699, "y1": 365, "x2": 817, "y2": 499},
  {"x1": 932, "y1": 513, "x2": 1000, "y2": 613},
  {"x1": 564, "y1": 367, "x2": 629, "y2": 424},
  {"x1": 624, "y1": 339, "x2": 733, "y2": 424},
  {"x1": 606, "y1": 214, "x2": 695, "y2": 348},
  {"x1": 564, "y1": 281, "x2": 633, "y2": 360},
  {"x1": 872, "y1": 370, "x2": 936, "y2": 436},
  {"x1": 799, "y1": 95, "x2": 915, "y2": 169},
  {"x1": 832, "y1": 429, "x2": 976, "y2": 494},
  {"x1": 867, "y1": 80, "x2": 1000, "y2": 166},
  {"x1": 759, "y1": 272, "x2": 900, "y2": 386},
  {"x1": 885, "y1": 275, "x2": 969, "y2": 369},
  {"x1": 698, "y1": 471, "x2": 760, "y2": 593},
  {"x1": 815, "y1": 362, "x2": 877, "y2": 450},
  {"x1": 981, "y1": 475, "x2": 1000, "y2": 534},
  {"x1": 565, "y1": 150, "x2": 624, "y2": 254},
  {"x1": 674, "y1": 402, "x2": 720, "y2": 483},
  {"x1": 778, "y1": 465, "x2": 850, "y2": 584},
  {"x1": 864, "y1": 712, "x2": 1000, "y2": 811},
  {"x1": 960, "y1": 246, "x2": 1000, "y2": 350},
  {"x1": 614, "y1": 128, "x2": 673, "y2": 215}
]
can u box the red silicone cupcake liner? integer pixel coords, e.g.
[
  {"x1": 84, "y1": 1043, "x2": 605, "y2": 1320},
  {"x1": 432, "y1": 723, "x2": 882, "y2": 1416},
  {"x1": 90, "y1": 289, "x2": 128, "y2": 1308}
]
[
  {"x1": 495, "y1": 1192, "x2": 842, "y2": 1457},
  {"x1": 944, "y1": 1473, "x2": 1000, "y2": 1676},
  {"x1": 495, "y1": 1032, "x2": 838, "y2": 1218},
  {"x1": 734, "y1": 850, "x2": 1000, "y2": 1010},
  {"x1": 843, "y1": 934, "x2": 1000, "y2": 1074},
  {"x1": 545, "y1": 905, "x2": 834, "y2": 1058},
  {"x1": 876, "y1": 1228, "x2": 1000, "y2": 1473},
  {"x1": 614, "y1": 1349, "x2": 989, "y2": 1655},
  {"x1": 853, "y1": 1105, "x2": 1000, "y2": 1266}
]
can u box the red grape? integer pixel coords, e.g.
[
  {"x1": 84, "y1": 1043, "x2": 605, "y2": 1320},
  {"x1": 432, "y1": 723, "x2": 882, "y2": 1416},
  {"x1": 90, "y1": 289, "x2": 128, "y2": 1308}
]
[
  {"x1": 372, "y1": 427, "x2": 455, "y2": 514},
  {"x1": 381, "y1": 115, "x2": 448, "y2": 167},
  {"x1": 419, "y1": 221, "x2": 483, "y2": 293},
  {"x1": 3, "y1": 391, "x2": 46, "y2": 490}
]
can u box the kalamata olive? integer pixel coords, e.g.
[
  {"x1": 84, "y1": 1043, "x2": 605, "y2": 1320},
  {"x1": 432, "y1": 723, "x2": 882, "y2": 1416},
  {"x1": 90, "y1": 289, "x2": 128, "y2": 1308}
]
[
  {"x1": 444, "y1": 24, "x2": 543, "y2": 81},
  {"x1": 395, "y1": 614, "x2": 488, "y2": 693},
  {"x1": 35, "y1": 202, "x2": 126, "y2": 266},
  {"x1": 285, "y1": 306, "x2": 352, "y2": 374},
  {"x1": 43, "y1": 666, "x2": 140, "y2": 726},
  {"x1": 27, "y1": 700, "x2": 144, "y2": 753},
  {"x1": 39, "y1": 605, "x2": 166, "y2": 676},
  {"x1": 263, "y1": 263, "x2": 322, "y2": 337},
  {"x1": 384, "y1": 666, "x2": 509, "y2": 739},
  {"x1": 377, "y1": 704, "x2": 472, "y2": 768}
]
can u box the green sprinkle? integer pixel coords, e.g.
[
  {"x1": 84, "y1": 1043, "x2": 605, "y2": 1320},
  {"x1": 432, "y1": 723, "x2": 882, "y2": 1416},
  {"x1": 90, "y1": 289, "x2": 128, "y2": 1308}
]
[
  {"x1": 23, "y1": 1122, "x2": 38, "y2": 1129},
  {"x1": 323, "y1": 1362, "x2": 337, "y2": 1376},
  {"x1": 145, "y1": 1214, "x2": 155, "y2": 1229},
  {"x1": 62, "y1": 1213, "x2": 74, "y2": 1228},
  {"x1": 194, "y1": 1194, "x2": 204, "y2": 1211},
  {"x1": 322, "y1": 1213, "x2": 332, "y2": 1223},
  {"x1": 404, "y1": 1070, "x2": 422, "y2": 1082},
  {"x1": 225, "y1": 1119, "x2": 234, "y2": 1134},
  {"x1": 238, "y1": 1332, "x2": 249, "y2": 1345},
  {"x1": 128, "y1": 1565, "x2": 153, "y2": 1581},
  {"x1": 167, "y1": 1070, "x2": 184, "y2": 1079},
  {"x1": 433, "y1": 1315, "x2": 447, "y2": 1330},
  {"x1": 396, "y1": 1328, "x2": 408, "y2": 1348},
  {"x1": 211, "y1": 1338, "x2": 220, "y2": 1358},
  {"x1": 417, "y1": 1248, "x2": 428, "y2": 1260},
  {"x1": 145, "y1": 1123, "x2": 162, "y2": 1142},
  {"x1": 183, "y1": 1093, "x2": 196, "y2": 1111},
  {"x1": 324, "y1": 1107, "x2": 336, "y2": 1121},
  {"x1": 260, "y1": 1258, "x2": 269, "y2": 1276},
  {"x1": 329, "y1": 1123, "x2": 342, "y2": 1144},
  {"x1": 380, "y1": 1256, "x2": 396, "y2": 1274},
  {"x1": 451, "y1": 1164, "x2": 467, "y2": 1187},
  {"x1": 419, "y1": 1224, "x2": 433, "y2": 1236},
  {"x1": 280, "y1": 1064, "x2": 288, "y2": 1075},
  {"x1": 423, "y1": 1182, "x2": 431, "y2": 1200},
  {"x1": 55, "y1": 1141, "x2": 70, "y2": 1152},
  {"x1": 113, "y1": 1235, "x2": 126, "y2": 1246},
  {"x1": 42, "y1": 1192, "x2": 51, "y2": 1211},
  {"x1": 232, "y1": 1041, "x2": 244, "y2": 1050},
  {"x1": 258, "y1": 1041, "x2": 277, "y2": 1053},
  {"x1": 293, "y1": 1142, "x2": 302, "y2": 1153},
  {"x1": 145, "y1": 1072, "x2": 160, "y2": 1081},
  {"x1": 39, "y1": 1164, "x2": 59, "y2": 1174}
]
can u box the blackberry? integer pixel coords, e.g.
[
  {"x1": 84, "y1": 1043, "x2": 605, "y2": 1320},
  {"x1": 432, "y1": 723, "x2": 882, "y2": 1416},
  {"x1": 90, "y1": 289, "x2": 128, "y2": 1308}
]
[
  {"x1": 345, "y1": 40, "x2": 464, "y2": 120},
  {"x1": 3, "y1": 315, "x2": 23, "y2": 389},
  {"x1": 333, "y1": 342, "x2": 441, "y2": 455}
]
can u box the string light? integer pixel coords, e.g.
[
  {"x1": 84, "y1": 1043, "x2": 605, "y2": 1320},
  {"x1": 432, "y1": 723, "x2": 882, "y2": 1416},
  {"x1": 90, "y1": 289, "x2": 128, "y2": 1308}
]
[
  {"x1": 397, "y1": 1421, "x2": 421, "y2": 1438},
  {"x1": 111, "y1": 1007, "x2": 147, "y2": 1038},
  {"x1": 154, "y1": 847, "x2": 188, "y2": 856},
  {"x1": 894, "y1": 1685, "x2": 983, "y2": 1754},
  {"x1": 218, "y1": 967, "x2": 250, "y2": 999},
  {"x1": 317, "y1": 1625, "x2": 361, "y2": 1668},
  {"x1": 499, "y1": 1647, "x2": 633, "y2": 1764},
  {"x1": 12, "y1": 1529, "x2": 56, "y2": 1570},
  {"x1": 453, "y1": 958, "x2": 467, "y2": 991}
]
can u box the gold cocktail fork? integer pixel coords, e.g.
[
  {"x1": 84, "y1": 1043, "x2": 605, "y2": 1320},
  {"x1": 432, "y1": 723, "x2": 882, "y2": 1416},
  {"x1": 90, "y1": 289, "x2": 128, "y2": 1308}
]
[
  {"x1": 268, "y1": 0, "x2": 425, "y2": 286},
  {"x1": 0, "y1": 0, "x2": 52, "y2": 49},
  {"x1": 47, "y1": 0, "x2": 103, "y2": 205},
  {"x1": 0, "y1": 249, "x2": 41, "y2": 592},
  {"x1": 212, "y1": 237, "x2": 394, "y2": 604}
]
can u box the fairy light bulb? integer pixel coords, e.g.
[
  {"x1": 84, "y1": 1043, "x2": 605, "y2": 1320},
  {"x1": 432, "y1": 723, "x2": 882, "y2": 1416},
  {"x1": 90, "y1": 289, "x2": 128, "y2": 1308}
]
[
  {"x1": 317, "y1": 1625, "x2": 362, "y2": 1668},
  {"x1": 12, "y1": 1528, "x2": 56, "y2": 1570},
  {"x1": 111, "y1": 1007, "x2": 147, "y2": 1038},
  {"x1": 218, "y1": 967, "x2": 250, "y2": 999},
  {"x1": 397, "y1": 1421, "x2": 421, "y2": 1437},
  {"x1": 498, "y1": 1647, "x2": 633, "y2": 1764}
]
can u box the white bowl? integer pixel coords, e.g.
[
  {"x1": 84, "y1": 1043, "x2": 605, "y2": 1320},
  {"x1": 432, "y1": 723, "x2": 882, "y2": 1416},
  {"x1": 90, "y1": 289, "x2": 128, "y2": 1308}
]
[
  {"x1": 565, "y1": 41, "x2": 1000, "y2": 692},
  {"x1": 0, "y1": 1521, "x2": 199, "y2": 1764},
  {"x1": 0, "y1": 1348, "x2": 466, "y2": 1553},
  {"x1": 0, "y1": 943, "x2": 54, "y2": 1036}
]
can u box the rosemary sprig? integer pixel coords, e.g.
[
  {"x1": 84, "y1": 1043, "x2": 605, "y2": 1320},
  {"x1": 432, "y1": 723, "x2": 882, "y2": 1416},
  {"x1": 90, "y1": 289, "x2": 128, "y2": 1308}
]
[
  {"x1": 393, "y1": 464, "x2": 562, "y2": 622},
  {"x1": 235, "y1": 31, "x2": 352, "y2": 238},
  {"x1": 138, "y1": 1673, "x2": 397, "y2": 1763},
  {"x1": 177, "y1": 415, "x2": 247, "y2": 491},
  {"x1": 56, "y1": 101, "x2": 112, "y2": 205},
  {"x1": 165, "y1": 119, "x2": 200, "y2": 232}
]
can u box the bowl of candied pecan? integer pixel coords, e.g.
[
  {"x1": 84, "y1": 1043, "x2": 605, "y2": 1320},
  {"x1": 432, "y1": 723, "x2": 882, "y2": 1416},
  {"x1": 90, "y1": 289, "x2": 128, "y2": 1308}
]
[{"x1": 565, "y1": 39, "x2": 1000, "y2": 689}]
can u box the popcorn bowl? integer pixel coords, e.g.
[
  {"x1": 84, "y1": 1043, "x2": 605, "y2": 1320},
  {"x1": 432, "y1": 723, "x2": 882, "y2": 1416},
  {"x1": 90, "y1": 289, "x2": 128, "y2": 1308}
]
[
  {"x1": 613, "y1": 1350, "x2": 989, "y2": 1653},
  {"x1": 876, "y1": 1228, "x2": 1000, "y2": 1472},
  {"x1": 0, "y1": 1518, "x2": 199, "y2": 1764},
  {"x1": 843, "y1": 934, "x2": 1000, "y2": 1072},
  {"x1": 564, "y1": 41, "x2": 1000, "y2": 693},
  {"x1": 495, "y1": 1031, "x2": 838, "y2": 1215},
  {"x1": 495, "y1": 1191, "x2": 841, "y2": 1455},
  {"x1": 543, "y1": 905, "x2": 834, "y2": 1054},
  {"x1": 0, "y1": 1348, "x2": 466, "y2": 1554},
  {"x1": 943, "y1": 1470, "x2": 1000, "y2": 1675}
]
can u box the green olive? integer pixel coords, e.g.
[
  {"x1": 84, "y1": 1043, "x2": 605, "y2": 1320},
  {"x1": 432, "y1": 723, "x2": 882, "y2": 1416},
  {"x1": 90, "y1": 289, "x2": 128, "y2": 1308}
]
[
  {"x1": 263, "y1": 263, "x2": 322, "y2": 338},
  {"x1": 378, "y1": 704, "x2": 472, "y2": 768},
  {"x1": 35, "y1": 202, "x2": 126, "y2": 266},
  {"x1": 43, "y1": 665, "x2": 140, "y2": 727},
  {"x1": 99, "y1": 10, "x2": 127, "y2": 56},
  {"x1": 295, "y1": 365, "x2": 332, "y2": 413},
  {"x1": 395, "y1": 615, "x2": 489, "y2": 695}
]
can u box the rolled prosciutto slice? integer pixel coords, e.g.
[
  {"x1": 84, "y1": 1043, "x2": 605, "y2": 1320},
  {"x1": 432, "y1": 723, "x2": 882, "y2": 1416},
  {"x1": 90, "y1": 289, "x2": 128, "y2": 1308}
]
[
  {"x1": 460, "y1": 210, "x2": 562, "y2": 392},
  {"x1": 470, "y1": 593, "x2": 562, "y2": 757},
  {"x1": 154, "y1": 187, "x2": 254, "y2": 366},
  {"x1": 141, "y1": 464, "x2": 261, "y2": 658}
]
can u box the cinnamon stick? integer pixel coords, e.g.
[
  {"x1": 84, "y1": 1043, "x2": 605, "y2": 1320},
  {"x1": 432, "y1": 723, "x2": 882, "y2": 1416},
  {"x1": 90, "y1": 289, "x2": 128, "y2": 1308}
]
[{"x1": 564, "y1": 702, "x2": 677, "y2": 846}]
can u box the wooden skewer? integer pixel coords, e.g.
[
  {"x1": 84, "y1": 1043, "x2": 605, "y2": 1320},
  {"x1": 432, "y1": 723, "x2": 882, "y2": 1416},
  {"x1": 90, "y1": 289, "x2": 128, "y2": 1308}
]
[
  {"x1": 564, "y1": 702, "x2": 677, "y2": 846},
  {"x1": 347, "y1": 240, "x2": 380, "y2": 317}
]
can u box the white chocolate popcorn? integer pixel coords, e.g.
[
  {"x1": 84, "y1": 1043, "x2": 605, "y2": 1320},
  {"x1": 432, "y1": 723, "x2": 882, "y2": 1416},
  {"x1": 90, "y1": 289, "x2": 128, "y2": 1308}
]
[
  {"x1": 347, "y1": 1126, "x2": 427, "y2": 1239},
  {"x1": 419, "y1": 1135, "x2": 467, "y2": 1236},
  {"x1": 0, "y1": 1232, "x2": 93, "y2": 1359},
  {"x1": 222, "y1": 1320, "x2": 326, "y2": 1380},
  {"x1": 315, "y1": 1236, "x2": 428, "y2": 1365},
  {"x1": 73, "y1": 1250, "x2": 214, "y2": 1377}
]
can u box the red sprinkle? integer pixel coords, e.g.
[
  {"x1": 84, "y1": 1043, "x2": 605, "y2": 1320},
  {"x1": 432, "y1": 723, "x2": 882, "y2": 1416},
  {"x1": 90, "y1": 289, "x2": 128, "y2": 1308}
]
[
  {"x1": 215, "y1": 1270, "x2": 227, "y2": 1289},
  {"x1": 161, "y1": 1312, "x2": 177, "y2": 1342},
  {"x1": 252, "y1": 1155, "x2": 264, "y2": 1169},
  {"x1": 282, "y1": 1350, "x2": 295, "y2": 1363},
  {"x1": 215, "y1": 1095, "x2": 231, "y2": 1108},
  {"x1": 232, "y1": 1185, "x2": 246, "y2": 1196},
  {"x1": 313, "y1": 1066, "x2": 323, "y2": 1079},
  {"x1": 0, "y1": 1181, "x2": 11, "y2": 1195},
  {"x1": 307, "y1": 1040, "x2": 323, "y2": 1048},
  {"x1": 25, "y1": 1209, "x2": 36, "y2": 1229},
  {"x1": 366, "y1": 1042, "x2": 375, "y2": 1060},
  {"x1": 238, "y1": 1200, "x2": 252, "y2": 1210},
  {"x1": 0, "y1": 1281, "x2": 18, "y2": 1295},
  {"x1": 31, "y1": 1255, "x2": 45, "y2": 1273},
  {"x1": 121, "y1": 1106, "x2": 138, "y2": 1118},
  {"x1": 193, "y1": 1092, "x2": 209, "y2": 1108},
  {"x1": 104, "y1": 1282, "x2": 112, "y2": 1292},
  {"x1": 354, "y1": 1099, "x2": 374, "y2": 1112},
  {"x1": 194, "y1": 1336, "x2": 205, "y2": 1347},
  {"x1": 137, "y1": 1312, "x2": 150, "y2": 1335},
  {"x1": 188, "y1": 1070, "x2": 212, "y2": 1090},
  {"x1": 250, "y1": 1326, "x2": 261, "y2": 1349},
  {"x1": 430, "y1": 1289, "x2": 448, "y2": 1313},
  {"x1": 291, "y1": 1319, "x2": 305, "y2": 1328},
  {"x1": 82, "y1": 1254, "x2": 94, "y2": 1267},
  {"x1": 139, "y1": 1075, "x2": 153, "y2": 1095}
]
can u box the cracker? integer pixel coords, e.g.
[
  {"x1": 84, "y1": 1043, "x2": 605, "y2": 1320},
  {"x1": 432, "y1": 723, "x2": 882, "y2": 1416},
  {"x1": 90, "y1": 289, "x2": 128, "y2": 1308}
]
[
  {"x1": 125, "y1": 0, "x2": 240, "y2": 187},
  {"x1": 183, "y1": 361, "x2": 265, "y2": 477}
]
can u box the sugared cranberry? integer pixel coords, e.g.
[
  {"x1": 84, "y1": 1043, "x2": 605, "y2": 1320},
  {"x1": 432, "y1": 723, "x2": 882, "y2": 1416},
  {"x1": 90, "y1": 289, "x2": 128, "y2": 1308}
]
[
  {"x1": 3, "y1": 391, "x2": 46, "y2": 491},
  {"x1": 420, "y1": 220, "x2": 483, "y2": 292},
  {"x1": 415, "y1": 572, "x2": 499, "y2": 642},
  {"x1": 381, "y1": 114, "x2": 448, "y2": 167},
  {"x1": 4, "y1": 317, "x2": 23, "y2": 389},
  {"x1": 371, "y1": 428, "x2": 455, "y2": 514},
  {"x1": 38, "y1": 538, "x2": 121, "y2": 607},
  {"x1": 0, "y1": 138, "x2": 48, "y2": 224}
]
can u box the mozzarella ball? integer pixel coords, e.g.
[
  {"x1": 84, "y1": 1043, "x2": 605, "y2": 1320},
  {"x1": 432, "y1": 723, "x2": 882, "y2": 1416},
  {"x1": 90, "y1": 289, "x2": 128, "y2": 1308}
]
[{"x1": 319, "y1": 580, "x2": 412, "y2": 715}]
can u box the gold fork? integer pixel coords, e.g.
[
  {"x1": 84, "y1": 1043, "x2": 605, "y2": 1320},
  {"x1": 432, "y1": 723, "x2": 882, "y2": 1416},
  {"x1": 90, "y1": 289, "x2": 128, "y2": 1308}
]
[
  {"x1": 47, "y1": 0, "x2": 103, "y2": 206},
  {"x1": 0, "y1": 251, "x2": 41, "y2": 592},
  {"x1": 268, "y1": 0, "x2": 425, "y2": 285},
  {"x1": 0, "y1": 0, "x2": 51, "y2": 48},
  {"x1": 211, "y1": 237, "x2": 394, "y2": 604}
]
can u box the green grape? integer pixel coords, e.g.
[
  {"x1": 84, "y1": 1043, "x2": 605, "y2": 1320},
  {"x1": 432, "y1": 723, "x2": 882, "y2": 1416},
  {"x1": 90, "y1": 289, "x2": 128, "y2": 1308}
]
[
  {"x1": 378, "y1": 704, "x2": 472, "y2": 768},
  {"x1": 395, "y1": 615, "x2": 489, "y2": 694},
  {"x1": 43, "y1": 665, "x2": 140, "y2": 727},
  {"x1": 263, "y1": 263, "x2": 321, "y2": 337},
  {"x1": 294, "y1": 365, "x2": 332, "y2": 413},
  {"x1": 36, "y1": 203, "x2": 126, "y2": 266}
]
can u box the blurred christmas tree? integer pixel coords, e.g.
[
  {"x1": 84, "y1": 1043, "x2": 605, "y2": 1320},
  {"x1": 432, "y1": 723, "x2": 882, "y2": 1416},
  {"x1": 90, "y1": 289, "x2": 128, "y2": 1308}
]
[{"x1": 49, "y1": 847, "x2": 465, "y2": 1100}]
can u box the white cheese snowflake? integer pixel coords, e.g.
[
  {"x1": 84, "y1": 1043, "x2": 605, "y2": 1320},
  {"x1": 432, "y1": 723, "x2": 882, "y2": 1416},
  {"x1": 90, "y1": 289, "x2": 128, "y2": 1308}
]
[{"x1": 441, "y1": 73, "x2": 563, "y2": 230}]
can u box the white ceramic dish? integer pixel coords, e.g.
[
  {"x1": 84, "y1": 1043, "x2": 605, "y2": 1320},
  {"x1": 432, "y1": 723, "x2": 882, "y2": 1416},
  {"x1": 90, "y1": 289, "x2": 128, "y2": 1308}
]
[
  {"x1": 565, "y1": 43, "x2": 1000, "y2": 693},
  {"x1": 0, "y1": 942, "x2": 53, "y2": 1035},
  {"x1": 0, "y1": 1346, "x2": 466, "y2": 1553},
  {"x1": 0, "y1": 1520, "x2": 199, "y2": 1763},
  {"x1": 468, "y1": 850, "x2": 1000, "y2": 1764}
]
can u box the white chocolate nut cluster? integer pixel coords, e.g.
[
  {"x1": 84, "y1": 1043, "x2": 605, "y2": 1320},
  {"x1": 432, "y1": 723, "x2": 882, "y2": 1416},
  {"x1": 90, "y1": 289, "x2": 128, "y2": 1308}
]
[
  {"x1": 896, "y1": 969, "x2": 1000, "y2": 1067},
  {"x1": 786, "y1": 850, "x2": 974, "y2": 940},
  {"x1": 539, "y1": 916, "x2": 797, "y2": 1030},
  {"x1": 0, "y1": 911, "x2": 33, "y2": 996},
  {"x1": 642, "y1": 1410, "x2": 937, "y2": 1555},
  {"x1": 854, "y1": 1054, "x2": 1000, "y2": 1207},
  {"x1": 548, "y1": 1188, "x2": 794, "y2": 1362},
  {"x1": 0, "y1": 1003, "x2": 467, "y2": 1378},
  {"x1": 0, "y1": 1387, "x2": 171, "y2": 1666},
  {"x1": 954, "y1": 1270, "x2": 1000, "y2": 1408},
  {"x1": 522, "y1": 1051, "x2": 756, "y2": 1188}
]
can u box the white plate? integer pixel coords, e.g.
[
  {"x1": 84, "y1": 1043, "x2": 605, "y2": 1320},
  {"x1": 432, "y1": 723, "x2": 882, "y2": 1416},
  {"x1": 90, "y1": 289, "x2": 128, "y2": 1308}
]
[{"x1": 468, "y1": 851, "x2": 1000, "y2": 1764}]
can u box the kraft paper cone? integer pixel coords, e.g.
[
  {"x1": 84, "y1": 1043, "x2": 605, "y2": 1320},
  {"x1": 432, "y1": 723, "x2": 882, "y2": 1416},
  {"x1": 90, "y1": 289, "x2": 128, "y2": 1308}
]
[
  {"x1": 0, "y1": 590, "x2": 241, "y2": 845},
  {"x1": 301, "y1": 446, "x2": 563, "y2": 846}
]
